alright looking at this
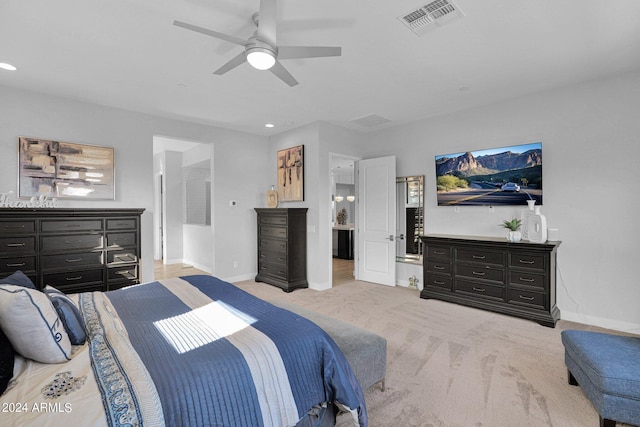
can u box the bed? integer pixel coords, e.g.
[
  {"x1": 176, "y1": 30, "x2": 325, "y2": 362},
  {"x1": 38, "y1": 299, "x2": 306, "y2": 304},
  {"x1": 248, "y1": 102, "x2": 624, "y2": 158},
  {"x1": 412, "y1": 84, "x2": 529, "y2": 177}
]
[{"x1": 0, "y1": 273, "x2": 367, "y2": 427}]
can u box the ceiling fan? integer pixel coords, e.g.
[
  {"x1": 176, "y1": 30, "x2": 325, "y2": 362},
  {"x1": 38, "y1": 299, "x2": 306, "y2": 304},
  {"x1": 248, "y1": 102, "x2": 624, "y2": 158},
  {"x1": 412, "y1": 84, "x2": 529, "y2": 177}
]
[{"x1": 173, "y1": 0, "x2": 342, "y2": 87}]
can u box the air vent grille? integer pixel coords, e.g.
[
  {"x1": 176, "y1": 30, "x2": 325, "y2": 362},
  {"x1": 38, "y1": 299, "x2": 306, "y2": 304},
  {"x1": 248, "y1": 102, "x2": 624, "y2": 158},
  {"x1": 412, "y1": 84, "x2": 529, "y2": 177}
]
[{"x1": 398, "y1": 0, "x2": 463, "y2": 36}]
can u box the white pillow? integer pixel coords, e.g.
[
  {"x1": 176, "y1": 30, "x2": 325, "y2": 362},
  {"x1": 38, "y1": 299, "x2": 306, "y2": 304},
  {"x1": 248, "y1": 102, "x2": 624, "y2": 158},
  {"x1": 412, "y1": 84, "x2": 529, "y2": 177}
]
[{"x1": 0, "y1": 285, "x2": 72, "y2": 363}]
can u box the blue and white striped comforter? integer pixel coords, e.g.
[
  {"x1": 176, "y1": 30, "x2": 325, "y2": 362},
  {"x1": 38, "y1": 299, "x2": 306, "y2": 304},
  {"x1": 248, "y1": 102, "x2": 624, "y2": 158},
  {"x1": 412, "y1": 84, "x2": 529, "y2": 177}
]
[{"x1": 88, "y1": 275, "x2": 366, "y2": 427}]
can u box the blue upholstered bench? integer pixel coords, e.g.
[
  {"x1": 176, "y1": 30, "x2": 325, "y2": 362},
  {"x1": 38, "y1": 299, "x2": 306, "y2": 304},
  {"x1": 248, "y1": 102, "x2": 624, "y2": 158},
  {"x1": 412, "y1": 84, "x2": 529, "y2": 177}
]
[{"x1": 561, "y1": 330, "x2": 640, "y2": 427}]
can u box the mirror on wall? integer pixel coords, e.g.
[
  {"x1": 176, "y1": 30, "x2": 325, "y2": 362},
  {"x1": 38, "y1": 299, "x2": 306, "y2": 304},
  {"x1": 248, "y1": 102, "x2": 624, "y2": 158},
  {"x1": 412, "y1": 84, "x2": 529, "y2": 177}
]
[{"x1": 396, "y1": 176, "x2": 424, "y2": 264}]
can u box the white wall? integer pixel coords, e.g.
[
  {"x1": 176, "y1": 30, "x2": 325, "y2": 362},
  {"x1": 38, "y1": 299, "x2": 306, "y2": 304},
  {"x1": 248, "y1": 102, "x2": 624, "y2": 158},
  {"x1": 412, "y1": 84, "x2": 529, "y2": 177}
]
[
  {"x1": 0, "y1": 84, "x2": 268, "y2": 284},
  {"x1": 161, "y1": 150, "x2": 184, "y2": 264},
  {"x1": 363, "y1": 71, "x2": 640, "y2": 333}
]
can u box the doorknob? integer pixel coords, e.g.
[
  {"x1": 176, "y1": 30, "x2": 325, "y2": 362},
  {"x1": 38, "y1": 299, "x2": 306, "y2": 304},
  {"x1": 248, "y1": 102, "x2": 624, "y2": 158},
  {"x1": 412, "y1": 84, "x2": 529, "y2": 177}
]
[{"x1": 385, "y1": 235, "x2": 394, "y2": 241}]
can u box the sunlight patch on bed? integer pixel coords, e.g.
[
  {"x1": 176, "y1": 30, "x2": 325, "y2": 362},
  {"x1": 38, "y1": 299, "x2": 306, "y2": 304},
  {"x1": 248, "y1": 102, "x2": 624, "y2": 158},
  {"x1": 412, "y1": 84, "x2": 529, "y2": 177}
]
[{"x1": 153, "y1": 301, "x2": 257, "y2": 354}]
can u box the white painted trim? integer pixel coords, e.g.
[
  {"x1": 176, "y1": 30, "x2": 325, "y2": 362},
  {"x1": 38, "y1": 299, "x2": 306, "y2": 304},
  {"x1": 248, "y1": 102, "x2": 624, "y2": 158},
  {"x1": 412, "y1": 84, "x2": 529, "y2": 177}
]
[{"x1": 561, "y1": 310, "x2": 640, "y2": 334}]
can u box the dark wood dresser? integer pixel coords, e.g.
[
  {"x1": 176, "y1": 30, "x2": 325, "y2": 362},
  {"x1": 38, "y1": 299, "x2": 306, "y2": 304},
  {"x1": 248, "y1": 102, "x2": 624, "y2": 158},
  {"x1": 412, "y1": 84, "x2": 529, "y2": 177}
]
[
  {"x1": 420, "y1": 234, "x2": 561, "y2": 327},
  {"x1": 255, "y1": 208, "x2": 308, "y2": 292},
  {"x1": 0, "y1": 208, "x2": 144, "y2": 293}
]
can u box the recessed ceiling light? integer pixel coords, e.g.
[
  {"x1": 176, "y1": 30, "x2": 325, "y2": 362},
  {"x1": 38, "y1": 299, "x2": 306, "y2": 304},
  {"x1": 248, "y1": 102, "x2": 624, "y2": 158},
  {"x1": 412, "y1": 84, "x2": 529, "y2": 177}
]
[
  {"x1": 0, "y1": 63, "x2": 17, "y2": 71},
  {"x1": 265, "y1": 123, "x2": 275, "y2": 128}
]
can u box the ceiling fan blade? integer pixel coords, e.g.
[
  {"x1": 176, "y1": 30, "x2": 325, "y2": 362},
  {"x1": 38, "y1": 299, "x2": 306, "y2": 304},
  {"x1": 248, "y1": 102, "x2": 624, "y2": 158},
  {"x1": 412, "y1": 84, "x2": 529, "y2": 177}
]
[
  {"x1": 213, "y1": 51, "x2": 247, "y2": 75},
  {"x1": 277, "y1": 46, "x2": 342, "y2": 60},
  {"x1": 257, "y1": 0, "x2": 277, "y2": 47},
  {"x1": 270, "y1": 61, "x2": 298, "y2": 87},
  {"x1": 173, "y1": 20, "x2": 247, "y2": 46}
]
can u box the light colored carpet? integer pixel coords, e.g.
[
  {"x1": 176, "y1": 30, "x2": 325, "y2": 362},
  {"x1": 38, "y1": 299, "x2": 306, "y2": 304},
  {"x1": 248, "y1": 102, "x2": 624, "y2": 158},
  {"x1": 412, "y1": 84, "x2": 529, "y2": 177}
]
[{"x1": 234, "y1": 279, "x2": 634, "y2": 427}]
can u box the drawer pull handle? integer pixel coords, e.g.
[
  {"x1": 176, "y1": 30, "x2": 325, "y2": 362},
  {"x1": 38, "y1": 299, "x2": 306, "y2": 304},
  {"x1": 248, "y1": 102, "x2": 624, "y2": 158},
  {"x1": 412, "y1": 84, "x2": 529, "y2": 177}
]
[
  {"x1": 6, "y1": 243, "x2": 26, "y2": 247},
  {"x1": 66, "y1": 276, "x2": 83, "y2": 281},
  {"x1": 472, "y1": 271, "x2": 486, "y2": 276},
  {"x1": 64, "y1": 224, "x2": 81, "y2": 228},
  {"x1": 4, "y1": 225, "x2": 25, "y2": 229},
  {"x1": 519, "y1": 277, "x2": 535, "y2": 282},
  {"x1": 472, "y1": 255, "x2": 486, "y2": 260},
  {"x1": 65, "y1": 240, "x2": 83, "y2": 245},
  {"x1": 518, "y1": 259, "x2": 535, "y2": 264},
  {"x1": 472, "y1": 287, "x2": 486, "y2": 292},
  {"x1": 433, "y1": 265, "x2": 445, "y2": 270},
  {"x1": 519, "y1": 295, "x2": 535, "y2": 301},
  {"x1": 65, "y1": 258, "x2": 82, "y2": 263},
  {"x1": 433, "y1": 280, "x2": 445, "y2": 285},
  {"x1": 6, "y1": 262, "x2": 26, "y2": 267},
  {"x1": 433, "y1": 250, "x2": 445, "y2": 255}
]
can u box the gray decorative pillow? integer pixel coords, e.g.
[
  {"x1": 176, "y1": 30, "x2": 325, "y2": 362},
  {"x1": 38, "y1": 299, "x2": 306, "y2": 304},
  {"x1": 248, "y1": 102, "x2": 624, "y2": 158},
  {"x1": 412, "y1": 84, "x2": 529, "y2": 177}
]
[
  {"x1": 0, "y1": 285, "x2": 72, "y2": 364},
  {"x1": 0, "y1": 270, "x2": 36, "y2": 290},
  {"x1": 44, "y1": 286, "x2": 87, "y2": 345}
]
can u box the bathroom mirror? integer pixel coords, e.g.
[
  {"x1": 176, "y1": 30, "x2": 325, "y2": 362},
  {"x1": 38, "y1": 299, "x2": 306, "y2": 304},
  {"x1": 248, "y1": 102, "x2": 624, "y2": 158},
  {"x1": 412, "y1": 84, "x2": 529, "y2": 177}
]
[{"x1": 396, "y1": 176, "x2": 424, "y2": 264}]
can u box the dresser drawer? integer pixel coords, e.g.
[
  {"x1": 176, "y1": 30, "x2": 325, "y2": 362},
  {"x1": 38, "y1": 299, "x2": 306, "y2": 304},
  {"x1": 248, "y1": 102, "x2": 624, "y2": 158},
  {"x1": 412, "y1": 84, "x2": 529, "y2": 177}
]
[
  {"x1": 0, "y1": 256, "x2": 36, "y2": 273},
  {"x1": 508, "y1": 271, "x2": 545, "y2": 290},
  {"x1": 106, "y1": 218, "x2": 136, "y2": 230},
  {"x1": 456, "y1": 264, "x2": 504, "y2": 283},
  {"x1": 259, "y1": 251, "x2": 287, "y2": 266},
  {"x1": 456, "y1": 249, "x2": 504, "y2": 266},
  {"x1": 260, "y1": 226, "x2": 287, "y2": 239},
  {"x1": 259, "y1": 215, "x2": 287, "y2": 226},
  {"x1": 424, "y1": 274, "x2": 452, "y2": 291},
  {"x1": 107, "y1": 232, "x2": 136, "y2": 248},
  {"x1": 426, "y1": 260, "x2": 451, "y2": 275},
  {"x1": 456, "y1": 279, "x2": 505, "y2": 301},
  {"x1": 0, "y1": 220, "x2": 36, "y2": 234},
  {"x1": 54, "y1": 282, "x2": 105, "y2": 294},
  {"x1": 108, "y1": 265, "x2": 138, "y2": 282},
  {"x1": 41, "y1": 234, "x2": 103, "y2": 252},
  {"x1": 427, "y1": 245, "x2": 451, "y2": 260},
  {"x1": 259, "y1": 238, "x2": 287, "y2": 253},
  {"x1": 107, "y1": 249, "x2": 138, "y2": 264},
  {"x1": 41, "y1": 252, "x2": 103, "y2": 270},
  {"x1": 508, "y1": 288, "x2": 546, "y2": 310},
  {"x1": 43, "y1": 268, "x2": 104, "y2": 288},
  {"x1": 0, "y1": 236, "x2": 36, "y2": 254},
  {"x1": 41, "y1": 219, "x2": 103, "y2": 232},
  {"x1": 258, "y1": 262, "x2": 288, "y2": 279},
  {"x1": 509, "y1": 253, "x2": 545, "y2": 271}
]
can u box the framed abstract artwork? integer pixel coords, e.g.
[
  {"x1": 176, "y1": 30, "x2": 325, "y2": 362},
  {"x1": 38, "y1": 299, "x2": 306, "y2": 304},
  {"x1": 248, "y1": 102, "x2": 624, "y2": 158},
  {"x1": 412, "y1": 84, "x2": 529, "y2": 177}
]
[
  {"x1": 18, "y1": 136, "x2": 115, "y2": 199},
  {"x1": 277, "y1": 145, "x2": 304, "y2": 202}
]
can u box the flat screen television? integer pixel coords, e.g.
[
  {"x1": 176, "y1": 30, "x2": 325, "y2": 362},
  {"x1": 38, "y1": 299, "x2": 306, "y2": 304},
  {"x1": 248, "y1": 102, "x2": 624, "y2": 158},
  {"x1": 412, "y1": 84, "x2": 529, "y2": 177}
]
[{"x1": 435, "y1": 142, "x2": 542, "y2": 206}]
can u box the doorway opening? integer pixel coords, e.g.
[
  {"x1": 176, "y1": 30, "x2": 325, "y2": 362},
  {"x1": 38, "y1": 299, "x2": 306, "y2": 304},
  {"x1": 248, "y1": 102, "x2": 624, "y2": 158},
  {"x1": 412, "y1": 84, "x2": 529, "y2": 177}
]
[
  {"x1": 330, "y1": 153, "x2": 358, "y2": 286},
  {"x1": 153, "y1": 136, "x2": 214, "y2": 276}
]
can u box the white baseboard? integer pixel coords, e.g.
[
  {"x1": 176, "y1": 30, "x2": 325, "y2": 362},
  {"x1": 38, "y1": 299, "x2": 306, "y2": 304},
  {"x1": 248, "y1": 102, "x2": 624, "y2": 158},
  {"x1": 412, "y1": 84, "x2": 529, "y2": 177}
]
[
  {"x1": 223, "y1": 273, "x2": 256, "y2": 283},
  {"x1": 561, "y1": 310, "x2": 640, "y2": 334},
  {"x1": 181, "y1": 259, "x2": 212, "y2": 274}
]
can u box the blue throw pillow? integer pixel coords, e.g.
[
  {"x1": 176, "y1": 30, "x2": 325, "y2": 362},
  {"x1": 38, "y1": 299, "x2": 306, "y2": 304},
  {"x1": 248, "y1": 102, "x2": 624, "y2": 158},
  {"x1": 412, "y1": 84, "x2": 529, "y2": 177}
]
[
  {"x1": 44, "y1": 286, "x2": 87, "y2": 345},
  {"x1": 0, "y1": 327, "x2": 14, "y2": 395},
  {"x1": 0, "y1": 270, "x2": 36, "y2": 290}
]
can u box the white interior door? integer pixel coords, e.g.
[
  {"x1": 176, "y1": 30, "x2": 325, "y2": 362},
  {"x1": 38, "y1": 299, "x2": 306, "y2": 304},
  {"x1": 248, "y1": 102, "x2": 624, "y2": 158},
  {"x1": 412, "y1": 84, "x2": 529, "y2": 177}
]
[{"x1": 356, "y1": 156, "x2": 396, "y2": 286}]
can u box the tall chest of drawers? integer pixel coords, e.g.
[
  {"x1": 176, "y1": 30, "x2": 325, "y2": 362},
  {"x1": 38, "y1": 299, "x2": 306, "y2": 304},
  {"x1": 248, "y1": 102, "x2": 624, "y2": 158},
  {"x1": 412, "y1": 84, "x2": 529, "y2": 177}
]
[
  {"x1": 255, "y1": 208, "x2": 308, "y2": 292},
  {"x1": 421, "y1": 234, "x2": 561, "y2": 327},
  {"x1": 0, "y1": 208, "x2": 144, "y2": 293}
]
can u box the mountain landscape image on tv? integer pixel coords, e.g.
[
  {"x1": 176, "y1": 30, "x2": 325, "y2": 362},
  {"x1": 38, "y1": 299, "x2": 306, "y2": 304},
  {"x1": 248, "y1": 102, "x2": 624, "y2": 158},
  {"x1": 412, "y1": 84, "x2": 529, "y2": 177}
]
[{"x1": 435, "y1": 142, "x2": 542, "y2": 206}]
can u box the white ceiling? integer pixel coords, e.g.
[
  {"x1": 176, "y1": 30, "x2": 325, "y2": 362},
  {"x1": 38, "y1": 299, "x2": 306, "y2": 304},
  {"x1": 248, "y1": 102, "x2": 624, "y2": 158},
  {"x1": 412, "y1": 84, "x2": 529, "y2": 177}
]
[{"x1": 2, "y1": 0, "x2": 640, "y2": 136}]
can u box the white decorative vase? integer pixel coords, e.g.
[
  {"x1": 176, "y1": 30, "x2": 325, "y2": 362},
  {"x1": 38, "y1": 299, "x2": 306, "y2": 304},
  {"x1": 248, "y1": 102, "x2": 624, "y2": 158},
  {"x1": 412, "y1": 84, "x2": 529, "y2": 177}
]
[
  {"x1": 520, "y1": 199, "x2": 536, "y2": 240},
  {"x1": 506, "y1": 230, "x2": 522, "y2": 243},
  {"x1": 527, "y1": 206, "x2": 547, "y2": 243}
]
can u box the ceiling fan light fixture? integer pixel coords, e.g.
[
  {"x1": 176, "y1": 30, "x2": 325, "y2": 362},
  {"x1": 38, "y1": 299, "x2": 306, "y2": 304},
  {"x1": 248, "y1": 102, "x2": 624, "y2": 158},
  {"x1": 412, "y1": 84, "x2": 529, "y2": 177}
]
[{"x1": 246, "y1": 48, "x2": 276, "y2": 70}]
